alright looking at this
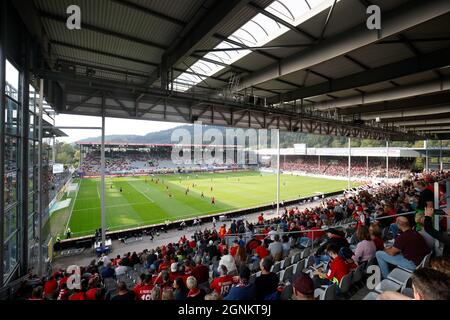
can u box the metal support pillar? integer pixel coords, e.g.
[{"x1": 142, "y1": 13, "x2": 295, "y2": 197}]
[
  {"x1": 37, "y1": 79, "x2": 44, "y2": 277},
  {"x1": 439, "y1": 140, "x2": 443, "y2": 171},
  {"x1": 276, "y1": 129, "x2": 280, "y2": 216},
  {"x1": 446, "y1": 181, "x2": 450, "y2": 231},
  {"x1": 348, "y1": 137, "x2": 351, "y2": 190},
  {"x1": 425, "y1": 140, "x2": 429, "y2": 172},
  {"x1": 386, "y1": 140, "x2": 389, "y2": 181},
  {"x1": 19, "y1": 38, "x2": 30, "y2": 276},
  {"x1": 100, "y1": 99, "x2": 106, "y2": 247},
  {"x1": 366, "y1": 156, "x2": 369, "y2": 177},
  {"x1": 318, "y1": 155, "x2": 321, "y2": 173}
]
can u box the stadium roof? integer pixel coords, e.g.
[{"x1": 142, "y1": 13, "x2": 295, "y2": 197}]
[
  {"x1": 76, "y1": 142, "x2": 240, "y2": 148},
  {"x1": 42, "y1": 119, "x2": 68, "y2": 138},
  {"x1": 258, "y1": 146, "x2": 450, "y2": 157},
  {"x1": 9, "y1": 0, "x2": 450, "y2": 141}
]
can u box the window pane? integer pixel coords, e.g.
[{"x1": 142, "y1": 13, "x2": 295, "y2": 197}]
[
  {"x1": 4, "y1": 171, "x2": 18, "y2": 208},
  {"x1": 3, "y1": 232, "x2": 19, "y2": 280},
  {"x1": 29, "y1": 112, "x2": 35, "y2": 139},
  {"x1": 28, "y1": 168, "x2": 35, "y2": 191},
  {"x1": 28, "y1": 192, "x2": 35, "y2": 214},
  {"x1": 3, "y1": 206, "x2": 18, "y2": 241},
  {"x1": 5, "y1": 97, "x2": 19, "y2": 136},
  {"x1": 5, "y1": 60, "x2": 19, "y2": 100},
  {"x1": 5, "y1": 135, "x2": 18, "y2": 171}
]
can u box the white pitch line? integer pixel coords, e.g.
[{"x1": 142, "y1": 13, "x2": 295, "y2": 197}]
[
  {"x1": 127, "y1": 180, "x2": 155, "y2": 203},
  {"x1": 72, "y1": 201, "x2": 153, "y2": 212}
]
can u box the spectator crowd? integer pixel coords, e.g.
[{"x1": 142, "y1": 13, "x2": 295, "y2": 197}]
[{"x1": 13, "y1": 170, "x2": 450, "y2": 301}]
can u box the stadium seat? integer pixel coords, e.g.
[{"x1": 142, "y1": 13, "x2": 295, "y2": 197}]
[
  {"x1": 375, "y1": 279, "x2": 402, "y2": 293},
  {"x1": 352, "y1": 263, "x2": 366, "y2": 286},
  {"x1": 401, "y1": 287, "x2": 414, "y2": 299},
  {"x1": 314, "y1": 283, "x2": 336, "y2": 300},
  {"x1": 339, "y1": 272, "x2": 353, "y2": 297},
  {"x1": 304, "y1": 255, "x2": 315, "y2": 270},
  {"x1": 277, "y1": 270, "x2": 284, "y2": 283},
  {"x1": 363, "y1": 292, "x2": 379, "y2": 300},
  {"x1": 271, "y1": 261, "x2": 281, "y2": 274},
  {"x1": 291, "y1": 252, "x2": 301, "y2": 265},
  {"x1": 282, "y1": 265, "x2": 295, "y2": 283},
  {"x1": 280, "y1": 284, "x2": 293, "y2": 300},
  {"x1": 300, "y1": 247, "x2": 311, "y2": 259},
  {"x1": 281, "y1": 257, "x2": 291, "y2": 270},
  {"x1": 387, "y1": 268, "x2": 413, "y2": 287},
  {"x1": 418, "y1": 252, "x2": 432, "y2": 268}
]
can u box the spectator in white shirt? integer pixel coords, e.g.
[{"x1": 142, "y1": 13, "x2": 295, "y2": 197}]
[{"x1": 218, "y1": 248, "x2": 237, "y2": 275}]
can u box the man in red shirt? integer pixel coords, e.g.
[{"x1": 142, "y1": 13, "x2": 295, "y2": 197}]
[
  {"x1": 255, "y1": 242, "x2": 269, "y2": 259},
  {"x1": 258, "y1": 213, "x2": 264, "y2": 225},
  {"x1": 133, "y1": 273, "x2": 146, "y2": 297},
  {"x1": 43, "y1": 275, "x2": 59, "y2": 299},
  {"x1": 158, "y1": 256, "x2": 171, "y2": 272},
  {"x1": 210, "y1": 265, "x2": 234, "y2": 297},
  {"x1": 85, "y1": 277, "x2": 101, "y2": 300}
]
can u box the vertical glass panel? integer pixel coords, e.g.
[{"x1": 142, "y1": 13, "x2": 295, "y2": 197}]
[
  {"x1": 3, "y1": 232, "x2": 19, "y2": 280},
  {"x1": 5, "y1": 135, "x2": 18, "y2": 171},
  {"x1": 5, "y1": 60, "x2": 19, "y2": 100},
  {"x1": 28, "y1": 192, "x2": 35, "y2": 215},
  {"x1": 29, "y1": 112, "x2": 35, "y2": 139},
  {"x1": 4, "y1": 170, "x2": 18, "y2": 208},
  {"x1": 5, "y1": 97, "x2": 19, "y2": 135},
  {"x1": 3, "y1": 206, "x2": 18, "y2": 240}
]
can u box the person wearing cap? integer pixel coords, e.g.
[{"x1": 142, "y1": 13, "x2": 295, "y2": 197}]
[
  {"x1": 225, "y1": 266, "x2": 256, "y2": 300},
  {"x1": 292, "y1": 273, "x2": 315, "y2": 300},
  {"x1": 314, "y1": 228, "x2": 349, "y2": 265}
]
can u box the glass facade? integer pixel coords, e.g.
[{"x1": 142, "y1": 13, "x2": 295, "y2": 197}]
[
  {"x1": 3, "y1": 61, "x2": 21, "y2": 281},
  {"x1": 2, "y1": 61, "x2": 39, "y2": 283}
]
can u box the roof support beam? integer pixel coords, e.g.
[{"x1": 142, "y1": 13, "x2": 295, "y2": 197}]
[
  {"x1": 339, "y1": 92, "x2": 450, "y2": 115},
  {"x1": 39, "y1": 10, "x2": 167, "y2": 50},
  {"x1": 267, "y1": 46, "x2": 450, "y2": 104},
  {"x1": 238, "y1": 0, "x2": 450, "y2": 91},
  {"x1": 311, "y1": 78, "x2": 450, "y2": 111}
]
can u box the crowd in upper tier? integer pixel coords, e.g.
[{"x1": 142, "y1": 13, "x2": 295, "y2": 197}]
[
  {"x1": 12, "y1": 170, "x2": 450, "y2": 301},
  {"x1": 281, "y1": 157, "x2": 413, "y2": 178}
]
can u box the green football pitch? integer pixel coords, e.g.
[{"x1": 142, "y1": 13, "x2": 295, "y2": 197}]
[{"x1": 49, "y1": 171, "x2": 351, "y2": 238}]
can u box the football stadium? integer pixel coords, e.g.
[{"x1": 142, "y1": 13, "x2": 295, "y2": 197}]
[{"x1": 1, "y1": 0, "x2": 450, "y2": 309}]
